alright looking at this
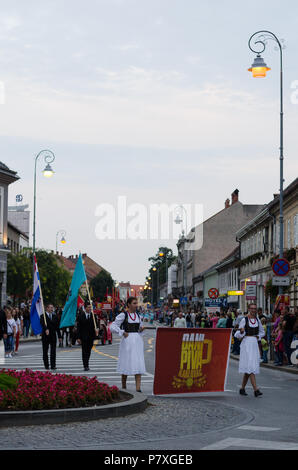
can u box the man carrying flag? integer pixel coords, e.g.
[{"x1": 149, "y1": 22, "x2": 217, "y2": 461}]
[
  {"x1": 30, "y1": 255, "x2": 44, "y2": 336},
  {"x1": 60, "y1": 253, "x2": 87, "y2": 329},
  {"x1": 60, "y1": 253, "x2": 99, "y2": 370}
]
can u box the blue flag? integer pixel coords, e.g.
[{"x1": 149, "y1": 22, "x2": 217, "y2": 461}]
[
  {"x1": 30, "y1": 255, "x2": 43, "y2": 335},
  {"x1": 60, "y1": 253, "x2": 87, "y2": 328}
]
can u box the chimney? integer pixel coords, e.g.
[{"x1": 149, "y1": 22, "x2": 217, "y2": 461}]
[
  {"x1": 231, "y1": 189, "x2": 239, "y2": 204},
  {"x1": 225, "y1": 198, "x2": 230, "y2": 208}
]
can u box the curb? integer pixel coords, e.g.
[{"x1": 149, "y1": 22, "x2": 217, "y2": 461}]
[
  {"x1": 0, "y1": 390, "x2": 147, "y2": 427},
  {"x1": 230, "y1": 354, "x2": 298, "y2": 375}
]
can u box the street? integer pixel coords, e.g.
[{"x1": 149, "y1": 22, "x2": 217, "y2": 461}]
[{"x1": 1, "y1": 329, "x2": 298, "y2": 451}]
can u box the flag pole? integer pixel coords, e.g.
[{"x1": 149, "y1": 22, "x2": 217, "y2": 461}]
[
  {"x1": 79, "y1": 251, "x2": 97, "y2": 331},
  {"x1": 85, "y1": 280, "x2": 97, "y2": 331},
  {"x1": 34, "y1": 253, "x2": 47, "y2": 327}
]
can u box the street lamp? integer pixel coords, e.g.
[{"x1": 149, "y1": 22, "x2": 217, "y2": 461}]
[
  {"x1": 56, "y1": 230, "x2": 67, "y2": 253},
  {"x1": 174, "y1": 205, "x2": 188, "y2": 296},
  {"x1": 248, "y1": 31, "x2": 284, "y2": 293},
  {"x1": 33, "y1": 150, "x2": 56, "y2": 256}
]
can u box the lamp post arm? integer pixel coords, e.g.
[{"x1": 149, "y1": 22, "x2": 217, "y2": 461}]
[{"x1": 248, "y1": 30, "x2": 284, "y2": 290}]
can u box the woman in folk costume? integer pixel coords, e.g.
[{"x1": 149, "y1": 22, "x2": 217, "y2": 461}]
[
  {"x1": 110, "y1": 296, "x2": 146, "y2": 392},
  {"x1": 234, "y1": 302, "x2": 265, "y2": 397}
]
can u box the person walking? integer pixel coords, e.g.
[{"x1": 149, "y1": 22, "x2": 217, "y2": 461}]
[
  {"x1": 76, "y1": 302, "x2": 99, "y2": 371},
  {"x1": 282, "y1": 307, "x2": 296, "y2": 366},
  {"x1": 191, "y1": 311, "x2": 196, "y2": 328},
  {"x1": 216, "y1": 313, "x2": 227, "y2": 328},
  {"x1": 234, "y1": 303, "x2": 265, "y2": 397},
  {"x1": 174, "y1": 312, "x2": 187, "y2": 328},
  {"x1": 110, "y1": 296, "x2": 146, "y2": 392},
  {"x1": 4, "y1": 308, "x2": 17, "y2": 358},
  {"x1": 40, "y1": 304, "x2": 62, "y2": 370},
  {"x1": 226, "y1": 312, "x2": 233, "y2": 328},
  {"x1": 12, "y1": 309, "x2": 22, "y2": 355},
  {"x1": 22, "y1": 306, "x2": 30, "y2": 337}
]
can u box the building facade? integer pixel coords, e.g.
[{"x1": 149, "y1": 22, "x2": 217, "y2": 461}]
[
  {"x1": 176, "y1": 189, "x2": 264, "y2": 301},
  {"x1": 236, "y1": 178, "x2": 298, "y2": 311},
  {"x1": 0, "y1": 162, "x2": 19, "y2": 306}
]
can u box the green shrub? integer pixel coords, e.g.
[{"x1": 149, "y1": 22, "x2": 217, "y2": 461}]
[{"x1": 0, "y1": 373, "x2": 19, "y2": 391}]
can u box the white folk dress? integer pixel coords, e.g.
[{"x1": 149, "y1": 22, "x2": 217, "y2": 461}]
[
  {"x1": 234, "y1": 317, "x2": 265, "y2": 375},
  {"x1": 110, "y1": 312, "x2": 146, "y2": 376}
]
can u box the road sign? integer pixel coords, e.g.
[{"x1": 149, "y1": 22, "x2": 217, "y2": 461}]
[
  {"x1": 180, "y1": 296, "x2": 188, "y2": 305},
  {"x1": 272, "y1": 258, "x2": 290, "y2": 277},
  {"x1": 245, "y1": 281, "x2": 257, "y2": 300},
  {"x1": 204, "y1": 298, "x2": 227, "y2": 308},
  {"x1": 272, "y1": 276, "x2": 290, "y2": 286},
  {"x1": 208, "y1": 288, "x2": 219, "y2": 299}
]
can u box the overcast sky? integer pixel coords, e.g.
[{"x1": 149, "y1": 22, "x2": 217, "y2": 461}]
[{"x1": 3, "y1": 0, "x2": 298, "y2": 283}]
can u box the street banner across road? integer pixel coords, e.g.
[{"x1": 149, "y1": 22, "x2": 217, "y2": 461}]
[{"x1": 153, "y1": 328, "x2": 232, "y2": 395}]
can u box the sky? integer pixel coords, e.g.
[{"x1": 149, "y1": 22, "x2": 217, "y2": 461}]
[{"x1": 2, "y1": 0, "x2": 298, "y2": 283}]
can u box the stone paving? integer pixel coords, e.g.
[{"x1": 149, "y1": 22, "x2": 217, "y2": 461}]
[{"x1": 0, "y1": 397, "x2": 252, "y2": 449}]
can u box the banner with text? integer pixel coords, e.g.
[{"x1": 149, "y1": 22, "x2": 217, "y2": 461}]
[{"x1": 153, "y1": 328, "x2": 232, "y2": 395}]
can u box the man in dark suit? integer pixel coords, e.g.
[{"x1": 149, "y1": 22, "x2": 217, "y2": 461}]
[
  {"x1": 40, "y1": 304, "x2": 62, "y2": 370},
  {"x1": 77, "y1": 303, "x2": 99, "y2": 371}
]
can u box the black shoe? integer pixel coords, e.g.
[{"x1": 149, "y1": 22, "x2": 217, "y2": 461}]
[
  {"x1": 239, "y1": 388, "x2": 248, "y2": 396},
  {"x1": 136, "y1": 389, "x2": 142, "y2": 393},
  {"x1": 45, "y1": 366, "x2": 49, "y2": 370},
  {"x1": 84, "y1": 367, "x2": 89, "y2": 371},
  {"x1": 51, "y1": 367, "x2": 57, "y2": 371},
  {"x1": 254, "y1": 389, "x2": 262, "y2": 397}
]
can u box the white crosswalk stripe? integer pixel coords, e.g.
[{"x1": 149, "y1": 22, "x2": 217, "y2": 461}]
[{"x1": 5, "y1": 344, "x2": 154, "y2": 388}]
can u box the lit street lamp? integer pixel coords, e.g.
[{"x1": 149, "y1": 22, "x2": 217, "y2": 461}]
[
  {"x1": 33, "y1": 150, "x2": 55, "y2": 256},
  {"x1": 56, "y1": 230, "x2": 67, "y2": 253},
  {"x1": 248, "y1": 31, "x2": 284, "y2": 293}
]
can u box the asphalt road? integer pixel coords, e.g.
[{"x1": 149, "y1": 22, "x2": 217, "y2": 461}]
[{"x1": 1, "y1": 328, "x2": 298, "y2": 450}]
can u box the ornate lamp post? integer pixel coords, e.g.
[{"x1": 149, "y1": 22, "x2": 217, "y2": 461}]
[
  {"x1": 248, "y1": 31, "x2": 284, "y2": 293},
  {"x1": 174, "y1": 205, "x2": 188, "y2": 296},
  {"x1": 33, "y1": 150, "x2": 55, "y2": 255}
]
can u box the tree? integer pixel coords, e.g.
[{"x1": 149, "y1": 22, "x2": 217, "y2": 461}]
[
  {"x1": 7, "y1": 251, "x2": 32, "y2": 303},
  {"x1": 148, "y1": 246, "x2": 176, "y2": 285},
  {"x1": 35, "y1": 250, "x2": 72, "y2": 306},
  {"x1": 7, "y1": 249, "x2": 71, "y2": 306},
  {"x1": 90, "y1": 270, "x2": 114, "y2": 301},
  {"x1": 147, "y1": 246, "x2": 177, "y2": 305}
]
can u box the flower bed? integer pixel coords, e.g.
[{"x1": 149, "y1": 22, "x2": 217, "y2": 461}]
[{"x1": 0, "y1": 369, "x2": 119, "y2": 411}]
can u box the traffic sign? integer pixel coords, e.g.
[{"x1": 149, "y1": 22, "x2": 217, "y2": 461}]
[
  {"x1": 245, "y1": 281, "x2": 257, "y2": 300},
  {"x1": 208, "y1": 288, "x2": 219, "y2": 299},
  {"x1": 180, "y1": 296, "x2": 188, "y2": 305},
  {"x1": 272, "y1": 276, "x2": 290, "y2": 286},
  {"x1": 272, "y1": 258, "x2": 290, "y2": 277}
]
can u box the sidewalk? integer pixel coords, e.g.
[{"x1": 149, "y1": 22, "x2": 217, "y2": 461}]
[{"x1": 230, "y1": 353, "x2": 298, "y2": 375}]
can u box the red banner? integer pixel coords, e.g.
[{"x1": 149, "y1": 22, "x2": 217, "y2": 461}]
[{"x1": 153, "y1": 328, "x2": 232, "y2": 395}]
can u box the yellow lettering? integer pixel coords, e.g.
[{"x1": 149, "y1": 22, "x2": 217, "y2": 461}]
[{"x1": 202, "y1": 339, "x2": 212, "y2": 364}]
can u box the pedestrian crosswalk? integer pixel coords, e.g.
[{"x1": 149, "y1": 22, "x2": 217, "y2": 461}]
[{"x1": 5, "y1": 341, "x2": 154, "y2": 392}]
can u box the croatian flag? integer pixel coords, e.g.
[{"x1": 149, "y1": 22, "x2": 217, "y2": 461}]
[{"x1": 30, "y1": 255, "x2": 43, "y2": 335}]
